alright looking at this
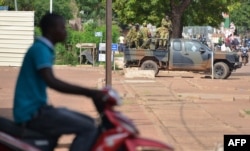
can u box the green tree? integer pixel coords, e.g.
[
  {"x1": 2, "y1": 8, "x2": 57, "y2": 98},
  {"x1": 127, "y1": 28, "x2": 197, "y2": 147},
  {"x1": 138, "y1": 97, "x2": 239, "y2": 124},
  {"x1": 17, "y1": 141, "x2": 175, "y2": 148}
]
[
  {"x1": 229, "y1": 2, "x2": 250, "y2": 35},
  {"x1": 1, "y1": 0, "x2": 74, "y2": 25},
  {"x1": 113, "y1": 0, "x2": 235, "y2": 38},
  {"x1": 75, "y1": 0, "x2": 106, "y2": 25},
  {"x1": 33, "y1": 0, "x2": 73, "y2": 25},
  {"x1": 169, "y1": 0, "x2": 192, "y2": 37},
  {"x1": 0, "y1": 0, "x2": 5, "y2": 5}
]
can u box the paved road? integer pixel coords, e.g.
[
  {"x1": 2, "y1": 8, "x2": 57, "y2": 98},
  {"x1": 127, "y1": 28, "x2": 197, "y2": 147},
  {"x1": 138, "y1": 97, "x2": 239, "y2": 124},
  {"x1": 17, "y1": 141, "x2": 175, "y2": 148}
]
[
  {"x1": 1, "y1": 64, "x2": 250, "y2": 151},
  {"x1": 121, "y1": 64, "x2": 250, "y2": 151}
]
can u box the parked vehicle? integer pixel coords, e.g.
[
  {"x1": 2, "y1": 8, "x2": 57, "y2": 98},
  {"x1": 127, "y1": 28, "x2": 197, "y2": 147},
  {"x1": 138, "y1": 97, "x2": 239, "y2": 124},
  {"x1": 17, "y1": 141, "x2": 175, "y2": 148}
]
[
  {"x1": 0, "y1": 87, "x2": 174, "y2": 151},
  {"x1": 124, "y1": 38, "x2": 242, "y2": 79}
]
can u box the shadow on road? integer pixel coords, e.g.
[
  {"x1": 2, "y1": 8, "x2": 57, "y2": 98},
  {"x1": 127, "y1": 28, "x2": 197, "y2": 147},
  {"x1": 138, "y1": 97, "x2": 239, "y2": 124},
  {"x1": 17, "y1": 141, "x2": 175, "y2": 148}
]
[
  {"x1": 231, "y1": 72, "x2": 250, "y2": 76},
  {"x1": 156, "y1": 75, "x2": 194, "y2": 78}
]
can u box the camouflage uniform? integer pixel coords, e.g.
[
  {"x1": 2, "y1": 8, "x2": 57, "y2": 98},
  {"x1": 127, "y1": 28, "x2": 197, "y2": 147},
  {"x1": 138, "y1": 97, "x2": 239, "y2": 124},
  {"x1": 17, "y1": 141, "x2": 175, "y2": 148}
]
[
  {"x1": 134, "y1": 23, "x2": 142, "y2": 48},
  {"x1": 140, "y1": 22, "x2": 151, "y2": 49},
  {"x1": 126, "y1": 25, "x2": 137, "y2": 48},
  {"x1": 160, "y1": 16, "x2": 172, "y2": 47},
  {"x1": 155, "y1": 25, "x2": 168, "y2": 48}
]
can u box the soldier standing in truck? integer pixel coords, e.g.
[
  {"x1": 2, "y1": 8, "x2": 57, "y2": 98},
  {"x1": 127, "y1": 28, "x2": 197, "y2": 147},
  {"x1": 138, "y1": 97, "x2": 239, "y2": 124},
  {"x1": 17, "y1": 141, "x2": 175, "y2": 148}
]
[
  {"x1": 161, "y1": 15, "x2": 172, "y2": 45},
  {"x1": 140, "y1": 22, "x2": 151, "y2": 49},
  {"x1": 126, "y1": 24, "x2": 136, "y2": 48},
  {"x1": 134, "y1": 23, "x2": 142, "y2": 48}
]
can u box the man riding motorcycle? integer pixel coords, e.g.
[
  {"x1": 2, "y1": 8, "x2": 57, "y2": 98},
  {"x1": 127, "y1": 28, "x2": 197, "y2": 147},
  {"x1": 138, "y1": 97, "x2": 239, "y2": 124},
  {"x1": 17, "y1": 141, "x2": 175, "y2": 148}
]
[
  {"x1": 13, "y1": 13, "x2": 106, "y2": 151},
  {"x1": 240, "y1": 43, "x2": 249, "y2": 65}
]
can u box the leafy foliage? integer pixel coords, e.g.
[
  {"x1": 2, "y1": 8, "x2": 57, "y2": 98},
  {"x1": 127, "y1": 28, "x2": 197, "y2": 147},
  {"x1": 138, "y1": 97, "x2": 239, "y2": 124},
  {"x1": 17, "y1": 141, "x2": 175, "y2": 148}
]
[
  {"x1": 75, "y1": 0, "x2": 106, "y2": 25},
  {"x1": 35, "y1": 23, "x2": 120, "y2": 65},
  {"x1": 33, "y1": 0, "x2": 73, "y2": 26},
  {"x1": 113, "y1": 0, "x2": 170, "y2": 26},
  {"x1": 1, "y1": 0, "x2": 74, "y2": 26},
  {"x1": 113, "y1": 0, "x2": 236, "y2": 37},
  {"x1": 183, "y1": 0, "x2": 229, "y2": 27},
  {"x1": 0, "y1": 0, "x2": 4, "y2": 5},
  {"x1": 229, "y1": 2, "x2": 250, "y2": 34}
]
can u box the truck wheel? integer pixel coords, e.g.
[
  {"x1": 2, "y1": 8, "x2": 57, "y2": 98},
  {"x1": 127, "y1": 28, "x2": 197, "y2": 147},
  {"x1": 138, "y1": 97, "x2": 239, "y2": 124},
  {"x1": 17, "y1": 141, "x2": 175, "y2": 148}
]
[
  {"x1": 141, "y1": 60, "x2": 159, "y2": 76},
  {"x1": 225, "y1": 71, "x2": 232, "y2": 79},
  {"x1": 213, "y1": 62, "x2": 230, "y2": 79}
]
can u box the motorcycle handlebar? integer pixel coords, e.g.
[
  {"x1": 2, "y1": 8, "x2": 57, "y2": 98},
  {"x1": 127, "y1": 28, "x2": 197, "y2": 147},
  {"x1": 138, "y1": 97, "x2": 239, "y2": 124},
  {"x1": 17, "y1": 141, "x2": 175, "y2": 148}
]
[
  {"x1": 93, "y1": 86, "x2": 122, "y2": 113},
  {"x1": 102, "y1": 86, "x2": 122, "y2": 106}
]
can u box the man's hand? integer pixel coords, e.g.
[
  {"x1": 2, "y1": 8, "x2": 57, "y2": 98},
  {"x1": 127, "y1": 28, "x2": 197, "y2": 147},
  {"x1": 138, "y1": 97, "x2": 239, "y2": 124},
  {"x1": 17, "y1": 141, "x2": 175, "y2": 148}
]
[{"x1": 91, "y1": 89, "x2": 106, "y2": 113}]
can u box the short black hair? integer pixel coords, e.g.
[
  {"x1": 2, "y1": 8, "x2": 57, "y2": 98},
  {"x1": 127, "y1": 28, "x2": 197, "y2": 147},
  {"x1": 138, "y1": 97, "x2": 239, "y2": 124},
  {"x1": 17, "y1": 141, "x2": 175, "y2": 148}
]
[{"x1": 39, "y1": 12, "x2": 64, "y2": 35}]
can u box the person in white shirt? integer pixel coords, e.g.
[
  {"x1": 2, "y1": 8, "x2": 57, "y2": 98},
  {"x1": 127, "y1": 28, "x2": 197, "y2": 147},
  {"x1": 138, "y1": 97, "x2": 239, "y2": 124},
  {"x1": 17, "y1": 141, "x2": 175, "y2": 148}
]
[{"x1": 118, "y1": 34, "x2": 125, "y2": 52}]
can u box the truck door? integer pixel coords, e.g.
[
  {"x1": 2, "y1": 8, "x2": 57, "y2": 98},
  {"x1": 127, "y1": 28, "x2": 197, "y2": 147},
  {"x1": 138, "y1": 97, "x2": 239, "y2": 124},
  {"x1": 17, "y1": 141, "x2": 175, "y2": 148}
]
[{"x1": 170, "y1": 40, "x2": 211, "y2": 70}]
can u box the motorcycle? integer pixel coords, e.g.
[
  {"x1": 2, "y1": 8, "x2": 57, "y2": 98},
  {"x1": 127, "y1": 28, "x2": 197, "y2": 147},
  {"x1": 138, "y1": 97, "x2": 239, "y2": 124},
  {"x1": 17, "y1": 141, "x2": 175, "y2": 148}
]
[
  {"x1": 241, "y1": 48, "x2": 249, "y2": 66},
  {"x1": 0, "y1": 87, "x2": 174, "y2": 151}
]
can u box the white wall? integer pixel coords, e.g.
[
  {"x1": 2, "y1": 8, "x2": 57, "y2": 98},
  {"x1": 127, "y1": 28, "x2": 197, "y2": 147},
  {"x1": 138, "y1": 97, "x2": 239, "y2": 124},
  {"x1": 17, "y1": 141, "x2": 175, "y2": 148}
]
[{"x1": 0, "y1": 11, "x2": 34, "y2": 66}]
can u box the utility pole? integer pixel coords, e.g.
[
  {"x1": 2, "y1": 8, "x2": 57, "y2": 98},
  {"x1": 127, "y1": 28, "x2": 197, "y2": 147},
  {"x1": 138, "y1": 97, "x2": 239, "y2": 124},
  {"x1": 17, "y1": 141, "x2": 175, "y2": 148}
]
[
  {"x1": 105, "y1": 0, "x2": 112, "y2": 86},
  {"x1": 50, "y1": 0, "x2": 53, "y2": 13},
  {"x1": 14, "y1": 0, "x2": 17, "y2": 11}
]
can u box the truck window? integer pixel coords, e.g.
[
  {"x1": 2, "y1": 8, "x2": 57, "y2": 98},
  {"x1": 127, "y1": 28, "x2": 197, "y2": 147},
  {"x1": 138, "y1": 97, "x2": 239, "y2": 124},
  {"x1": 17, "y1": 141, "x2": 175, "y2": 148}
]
[
  {"x1": 173, "y1": 40, "x2": 181, "y2": 51},
  {"x1": 185, "y1": 41, "x2": 201, "y2": 52}
]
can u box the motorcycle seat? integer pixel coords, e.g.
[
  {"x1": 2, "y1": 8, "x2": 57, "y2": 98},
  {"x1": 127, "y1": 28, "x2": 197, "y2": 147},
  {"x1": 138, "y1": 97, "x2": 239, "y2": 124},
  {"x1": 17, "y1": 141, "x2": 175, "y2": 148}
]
[{"x1": 0, "y1": 117, "x2": 46, "y2": 139}]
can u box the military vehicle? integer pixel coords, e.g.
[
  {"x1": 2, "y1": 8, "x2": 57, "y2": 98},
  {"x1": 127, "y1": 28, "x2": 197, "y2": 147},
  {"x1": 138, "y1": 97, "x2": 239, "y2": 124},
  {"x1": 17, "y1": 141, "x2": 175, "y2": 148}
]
[{"x1": 124, "y1": 38, "x2": 242, "y2": 79}]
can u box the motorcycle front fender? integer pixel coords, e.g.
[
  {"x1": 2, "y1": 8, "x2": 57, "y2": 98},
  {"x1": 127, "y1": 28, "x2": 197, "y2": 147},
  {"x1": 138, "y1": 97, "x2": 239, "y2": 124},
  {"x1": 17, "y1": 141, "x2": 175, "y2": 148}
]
[{"x1": 124, "y1": 137, "x2": 174, "y2": 151}]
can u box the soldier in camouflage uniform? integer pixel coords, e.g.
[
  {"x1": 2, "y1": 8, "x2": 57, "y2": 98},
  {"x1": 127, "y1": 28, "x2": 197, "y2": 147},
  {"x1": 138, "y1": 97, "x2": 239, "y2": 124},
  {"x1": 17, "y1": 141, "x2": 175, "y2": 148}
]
[
  {"x1": 126, "y1": 24, "x2": 137, "y2": 48},
  {"x1": 134, "y1": 23, "x2": 142, "y2": 48},
  {"x1": 140, "y1": 22, "x2": 151, "y2": 49},
  {"x1": 156, "y1": 15, "x2": 172, "y2": 48},
  {"x1": 155, "y1": 24, "x2": 168, "y2": 48}
]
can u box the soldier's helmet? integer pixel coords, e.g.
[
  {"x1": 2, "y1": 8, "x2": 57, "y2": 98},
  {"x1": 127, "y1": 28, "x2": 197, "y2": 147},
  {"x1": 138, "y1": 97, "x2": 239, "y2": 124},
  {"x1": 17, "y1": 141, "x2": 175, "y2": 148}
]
[
  {"x1": 165, "y1": 15, "x2": 169, "y2": 20},
  {"x1": 128, "y1": 23, "x2": 134, "y2": 29},
  {"x1": 142, "y1": 22, "x2": 147, "y2": 27},
  {"x1": 135, "y1": 23, "x2": 140, "y2": 29}
]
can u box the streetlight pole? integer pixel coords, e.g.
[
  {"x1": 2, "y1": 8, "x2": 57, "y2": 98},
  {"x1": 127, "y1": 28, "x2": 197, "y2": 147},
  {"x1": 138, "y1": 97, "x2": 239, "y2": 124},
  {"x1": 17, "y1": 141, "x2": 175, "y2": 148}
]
[
  {"x1": 105, "y1": 0, "x2": 112, "y2": 86},
  {"x1": 50, "y1": 0, "x2": 53, "y2": 13},
  {"x1": 14, "y1": 0, "x2": 17, "y2": 11}
]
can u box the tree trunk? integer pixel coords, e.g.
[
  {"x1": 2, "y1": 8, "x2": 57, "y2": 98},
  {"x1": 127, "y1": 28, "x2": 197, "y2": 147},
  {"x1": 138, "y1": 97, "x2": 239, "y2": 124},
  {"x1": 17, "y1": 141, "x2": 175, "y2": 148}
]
[
  {"x1": 170, "y1": 0, "x2": 192, "y2": 38},
  {"x1": 171, "y1": 13, "x2": 182, "y2": 38}
]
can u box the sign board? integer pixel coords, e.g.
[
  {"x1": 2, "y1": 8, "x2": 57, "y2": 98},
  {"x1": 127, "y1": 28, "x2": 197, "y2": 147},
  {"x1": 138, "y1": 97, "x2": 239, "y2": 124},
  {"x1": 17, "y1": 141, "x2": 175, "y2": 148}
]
[
  {"x1": 99, "y1": 43, "x2": 106, "y2": 51},
  {"x1": 98, "y1": 43, "x2": 118, "y2": 51},
  {"x1": 98, "y1": 52, "x2": 113, "y2": 62},
  {"x1": 112, "y1": 43, "x2": 118, "y2": 51},
  {"x1": 98, "y1": 54, "x2": 106, "y2": 62},
  {"x1": 95, "y1": 32, "x2": 102, "y2": 37}
]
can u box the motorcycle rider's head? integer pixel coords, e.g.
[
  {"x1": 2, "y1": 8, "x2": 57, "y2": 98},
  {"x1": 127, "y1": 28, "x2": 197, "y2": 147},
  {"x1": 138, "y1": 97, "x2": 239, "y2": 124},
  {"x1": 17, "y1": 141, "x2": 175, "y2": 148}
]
[{"x1": 39, "y1": 12, "x2": 67, "y2": 45}]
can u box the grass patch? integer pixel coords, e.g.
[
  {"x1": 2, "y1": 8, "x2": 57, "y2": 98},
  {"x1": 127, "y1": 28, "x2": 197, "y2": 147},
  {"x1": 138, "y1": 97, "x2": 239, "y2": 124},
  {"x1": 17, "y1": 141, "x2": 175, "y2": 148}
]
[
  {"x1": 244, "y1": 110, "x2": 250, "y2": 115},
  {"x1": 114, "y1": 53, "x2": 124, "y2": 57}
]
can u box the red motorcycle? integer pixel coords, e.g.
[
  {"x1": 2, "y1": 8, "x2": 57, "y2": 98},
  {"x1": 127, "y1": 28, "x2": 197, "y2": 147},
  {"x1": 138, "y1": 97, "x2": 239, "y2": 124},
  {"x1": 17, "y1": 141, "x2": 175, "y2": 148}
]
[{"x1": 0, "y1": 87, "x2": 174, "y2": 151}]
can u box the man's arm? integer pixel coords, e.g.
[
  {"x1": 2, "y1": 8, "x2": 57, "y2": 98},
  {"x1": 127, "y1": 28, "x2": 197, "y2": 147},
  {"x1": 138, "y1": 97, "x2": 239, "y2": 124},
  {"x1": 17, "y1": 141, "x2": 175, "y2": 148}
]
[{"x1": 38, "y1": 67, "x2": 97, "y2": 98}]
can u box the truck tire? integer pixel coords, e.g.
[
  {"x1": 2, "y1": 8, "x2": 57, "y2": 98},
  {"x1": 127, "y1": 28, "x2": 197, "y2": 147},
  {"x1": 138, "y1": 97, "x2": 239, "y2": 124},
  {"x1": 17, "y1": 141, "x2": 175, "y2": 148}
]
[
  {"x1": 225, "y1": 71, "x2": 232, "y2": 79},
  {"x1": 213, "y1": 62, "x2": 230, "y2": 79},
  {"x1": 141, "y1": 60, "x2": 159, "y2": 76}
]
